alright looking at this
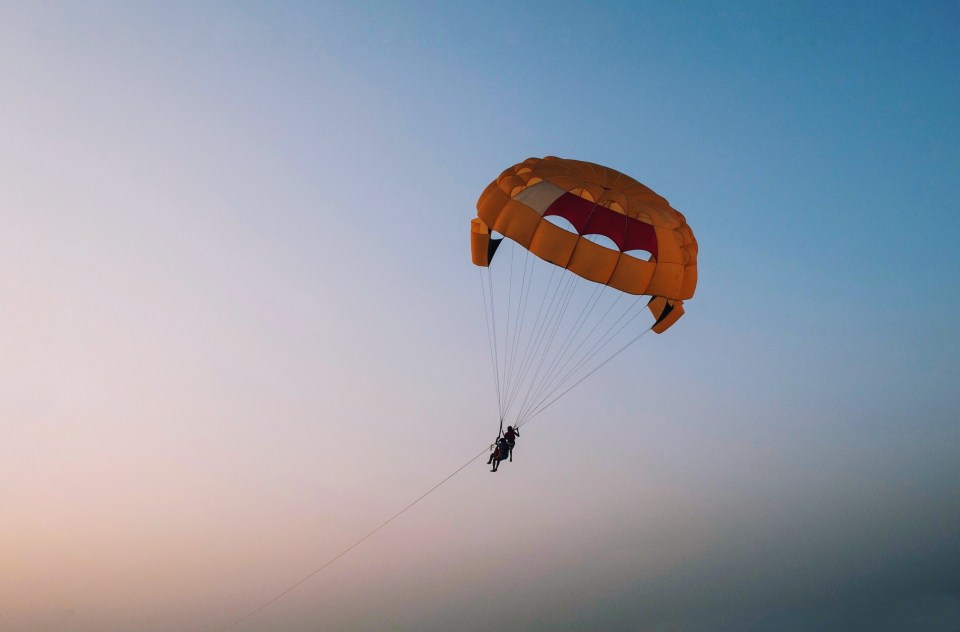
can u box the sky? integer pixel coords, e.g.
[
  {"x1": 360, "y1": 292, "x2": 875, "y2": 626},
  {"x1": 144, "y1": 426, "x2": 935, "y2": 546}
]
[{"x1": 1, "y1": 2, "x2": 959, "y2": 631}]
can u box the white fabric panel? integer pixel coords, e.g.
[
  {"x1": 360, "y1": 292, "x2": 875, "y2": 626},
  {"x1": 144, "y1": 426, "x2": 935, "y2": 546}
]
[{"x1": 513, "y1": 181, "x2": 566, "y2": 216}]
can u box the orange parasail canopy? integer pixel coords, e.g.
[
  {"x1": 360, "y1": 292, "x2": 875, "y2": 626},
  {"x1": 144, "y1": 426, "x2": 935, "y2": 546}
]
[{"x1": 471, "y1": 156, "x2": 697, "y2": 333}]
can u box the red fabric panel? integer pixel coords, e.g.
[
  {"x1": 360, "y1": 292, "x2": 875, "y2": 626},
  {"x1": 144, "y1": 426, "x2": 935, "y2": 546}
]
[
  {"x1": 544, "y1": 192, "x2": 658, "y2": 258},
  {"x1": 623, "y1": 216, "x2": 658, "y2": 257},
  {"x1": 543, "y1": 192, "x2": 595, "y2": 232},
  {"x1": 583, "y1": 210, "x2": 627, "y2": 249}
]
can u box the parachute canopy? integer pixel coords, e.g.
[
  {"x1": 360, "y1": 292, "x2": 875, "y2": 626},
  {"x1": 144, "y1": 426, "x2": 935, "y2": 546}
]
[
  {"x1": 472, "y1": 156, "x2": 697, "y2": 333},
  {"x1": 471, "y1": 157, "x2": 699, "y2": 429}
]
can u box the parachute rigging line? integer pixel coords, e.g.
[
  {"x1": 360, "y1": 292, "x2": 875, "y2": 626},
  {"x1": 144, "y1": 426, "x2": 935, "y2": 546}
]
[
  {"x1": 213, "y1": 445, "x2": 490, "y2": 632},
  {"x1": 517, "y1": 292, "x2": 649, "y2": 425},
  {"x1": 509, "y1": 268, "x2": 578, "y2": 421},
  {"x1": 482, "y1": 236, "x2": 657, "y2": 432},
  {"x1": 478, "y1": 267, "x2": 502, "y2": 425},
  {"x1": 502, "y1": 246, "x2": 534, "y2": 420},
  {"x1": 501, "y1": 260, "x2": 560, "y2": 420},
  {"x1": 502, "y1": 259, "x2": 569, "y2": 421},
  {"x1": 517, "y1": 321, "x2": 654, "y2": 429}
]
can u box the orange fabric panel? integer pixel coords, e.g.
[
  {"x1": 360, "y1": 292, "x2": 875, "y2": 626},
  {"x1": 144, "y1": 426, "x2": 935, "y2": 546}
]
[
  {"x1": 529, "y1": 219, "x2": 578, "y2": 268},
  {"x1": 471, "y1": 218, "x2": 492, "y2": 267},
  {"x1": 649, "y1": 298, "x2": 685, "y2": 333},
  {"x1": 680, "y1": 265, "x2": 697, "y2": 300},
  {"x1": 540, "y1": 175, "x2": 579, "y2": 193},
  {"x1": 478, "y1": 187, "x2": 509, "y2": 228},
  {"x1": 566, "y1": 238, "x2": 620, "y2": 285},
  {"x1": 646, "y1": 262, "x2": 685, "y2": 298},
  {"x1": 492, "y1": 199, "x2": 540, "y2": 249},
  {"x1": 608, "y1": 254, "x2": 656, "y2": 295},
  {"x1": 654, "y1": 226, "x2": 685, "y2": 265},
  {"x1": 679, "y1": 224, "x2": 698, "y2": 263},
  {"x1": 500, "y1": 174, "x2": 527, "y2": 194},
  {"x1": 477, "y1": 179, "x2": 501, "y2": 210}
]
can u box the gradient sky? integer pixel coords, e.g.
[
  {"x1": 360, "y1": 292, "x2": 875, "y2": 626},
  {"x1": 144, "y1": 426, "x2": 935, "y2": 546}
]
[{"x1": 2, "y1": 2, "x2": 959, "y2": 631}]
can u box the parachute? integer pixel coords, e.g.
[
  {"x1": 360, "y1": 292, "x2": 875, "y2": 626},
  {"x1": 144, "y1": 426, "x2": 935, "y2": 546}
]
[{"x1": 472, "y1": 157, "x2": 698, "y2": 430}]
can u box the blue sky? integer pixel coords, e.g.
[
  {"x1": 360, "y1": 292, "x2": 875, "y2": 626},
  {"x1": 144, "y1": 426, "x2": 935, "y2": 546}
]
[{"x1": 1, "y1": 2, "x2": 958, "y2": 631}]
